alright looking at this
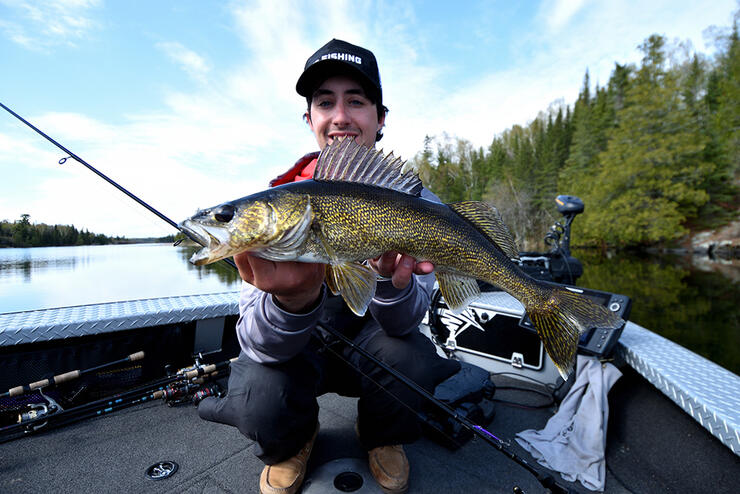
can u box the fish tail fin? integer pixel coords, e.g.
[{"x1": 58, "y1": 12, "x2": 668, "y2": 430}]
[{"x1": 526, "y1": 286, "x2": 623, "y2": 380}]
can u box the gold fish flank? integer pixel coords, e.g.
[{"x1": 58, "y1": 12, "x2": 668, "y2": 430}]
[{"x1": 179, "y1": 138, "x2": 623, "y2": 379}]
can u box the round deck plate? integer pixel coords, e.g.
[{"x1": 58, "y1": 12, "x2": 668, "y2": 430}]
[
  {"x1": 302, "y1": 457, "x2": 383, "y2": 493},
  {"x1": 145, "y1": 460, "x2": 179, "y2": 480}
]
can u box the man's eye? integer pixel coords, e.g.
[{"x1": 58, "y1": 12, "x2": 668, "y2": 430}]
[
  {"x1": 317, "y1": 100, "x2": 332, "y2": 108},
  {"x1": 349, "y1": 98, "x2": 365, "y2": 106}
]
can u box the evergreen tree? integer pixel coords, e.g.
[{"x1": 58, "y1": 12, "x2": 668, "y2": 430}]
[
  {"x1": 582, "y1": 35, "x2": 713, "y2": 245},
  {"x1": 701, "y1": 22, "x2": 740, "y2": 225}
]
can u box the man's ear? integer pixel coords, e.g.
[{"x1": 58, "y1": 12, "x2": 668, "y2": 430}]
[{"x1": 305, "y1": 111, "x2": 315, "y2": 133}]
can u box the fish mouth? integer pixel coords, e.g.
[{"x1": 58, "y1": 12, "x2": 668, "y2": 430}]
[{"x1": 178, "y1": 219, "x2": 231, "y2": 266}]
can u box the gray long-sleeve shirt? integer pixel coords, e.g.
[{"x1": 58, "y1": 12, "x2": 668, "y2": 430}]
[{"x1": 236, "y1": 188, "x2": 440, "y2": 364}]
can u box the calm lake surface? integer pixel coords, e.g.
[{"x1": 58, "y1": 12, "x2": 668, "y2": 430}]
[{"x1": 1, "y1": 244, "x2": 738, "y2": 375}]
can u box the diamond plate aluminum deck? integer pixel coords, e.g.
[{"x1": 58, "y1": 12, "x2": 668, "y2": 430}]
[
  {"x1": 0, "y1": 291, "x2": 240, "y2": 346},
  {"x1": 617, "y1": 321, "x2": 740, "y2": 457}
]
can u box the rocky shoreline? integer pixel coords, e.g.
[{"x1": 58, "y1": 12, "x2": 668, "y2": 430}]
[{"x1": 689, "y1": 219, "x2": 740, "y2": 259}]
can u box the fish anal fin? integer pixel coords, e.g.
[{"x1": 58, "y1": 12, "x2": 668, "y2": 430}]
[
  {"x1": 326, "y1": 262, "x2": 377, "y2": 316},
  {"x1": 448, "y1": 202, "x2": 519, "y2": 260},
  {"x1": 436, "y1": 272, "x2": 480, "y2": 313}
]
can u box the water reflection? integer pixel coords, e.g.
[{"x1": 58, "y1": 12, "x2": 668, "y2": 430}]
[
  {"x1": 574, "y1": 248, "x2": 739, "y2": 375},
  {"x1": 0, "y1": 255, "x2": 78, "y2": 282},
  {"x1": 0, "y1": 244, "x2": 241, "y2": 313},
  {"x1": 177, "y1": 245, "x2": 241, "y2": 284}
]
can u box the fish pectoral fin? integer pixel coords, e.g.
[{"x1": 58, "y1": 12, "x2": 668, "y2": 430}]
[
  {"x1": 326, "y1": 262, "x2": 377, "y2": 316},
  {"x1": 436, "y1": 273, "x2": 481, "y2": 313},
  {"x1": 448, "y1": 202, "x2": 519, "y2": 260}
]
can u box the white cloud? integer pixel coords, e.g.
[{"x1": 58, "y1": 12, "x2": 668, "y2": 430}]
[
  {"x1": 0, "y1": 0, "x2": 101, "y2": 49},
  {"x1": 541, "y1": 0, "x2": 588, "y2": 32},
  {"x1": 156, "y1": 42, "x2": 212, "y2": 84}
]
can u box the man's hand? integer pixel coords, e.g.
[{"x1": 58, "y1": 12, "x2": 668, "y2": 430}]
[
  {"x1": 367, "y1": 251, "x2": 435, "y2": 290},
  {"x1": 234, "y1": 252, "x2": 326, "y2": 313}
]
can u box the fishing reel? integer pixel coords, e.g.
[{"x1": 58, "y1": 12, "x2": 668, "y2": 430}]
[
  {"x1": 161, "y1": 361, "x2": 224, "y2": 407},
  {"x1": 12, "y1": 390, "x2": 63, "y2": 432},
  {"x1": 160, "y1": 380, "x2": 222, "y2": 407}
]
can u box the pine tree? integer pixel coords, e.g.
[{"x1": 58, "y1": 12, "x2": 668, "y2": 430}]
[
  {"x1": 582, "y1": 35, "x2": 713, "y2": 245},
  {"x1": 701, "y1": 22, "x2": 740, "y2": 224}
]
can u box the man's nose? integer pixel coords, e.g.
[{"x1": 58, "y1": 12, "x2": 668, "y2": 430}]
[{"x1": 332, "y1": 102, "x2": 350, "y2": 125}]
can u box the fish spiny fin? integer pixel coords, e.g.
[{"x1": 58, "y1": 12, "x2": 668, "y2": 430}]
[
  {"x1": 526, "y1": 286, "x2": 624, "y2": 379},
  {"x1": 448, "y1": 202, "x2": 519, "y2": 260},
  {"x1": 435, "y1": 272, "x2": 481, "y2": 313},
  {"x1": 314, "y1": 137, "x2": 423, "y2": 196},
  {"x1": 325, "y1": 262, "x2": 377, "y2": 316}
]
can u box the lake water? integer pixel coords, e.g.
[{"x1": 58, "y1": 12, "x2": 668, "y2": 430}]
[
  {"x1": 1, "y1": 244, "x2": 737, "y2": 375},
  {"x1": 0, "y1": 244, "x2": 242, "y2": 312}
]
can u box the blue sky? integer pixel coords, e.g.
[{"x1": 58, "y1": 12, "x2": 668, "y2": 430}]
[{"x1": 1, "y1": 0, "x2": 737, "y2": 238}]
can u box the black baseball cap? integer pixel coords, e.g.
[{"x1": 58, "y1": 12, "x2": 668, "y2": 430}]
[{"x1": 296, "y1": 39, "x2": 382, "y2": 105}]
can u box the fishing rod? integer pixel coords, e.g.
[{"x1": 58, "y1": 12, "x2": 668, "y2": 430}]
[
  {"x1": 1, "y1": 351, "x2": 145, "y2": 399},
  {"x1": 319, "y1": 324, "x2": 575, "y2": 494},
  {"x1": 0, "y1": 357, "x2": 236, "y2": 443},
  {"x1": 1, "y1": 102, "x2": 574, "y2": 493},
  {"x1": 0, "y1": 101, "x2": 236, "y2": 270}
]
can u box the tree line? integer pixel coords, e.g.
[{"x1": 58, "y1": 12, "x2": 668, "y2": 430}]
[
  {"x1": 0, "y1": 214, "x2": 174, "y2": 247},
  {"x1": 0, "y1": 214, "x2": 117, "y2": 247},
  {"x1": 413, "y1": 21, "x2": 738, "y2": 249}
]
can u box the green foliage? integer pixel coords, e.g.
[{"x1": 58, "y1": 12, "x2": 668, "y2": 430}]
[
  {"x1": 577, "y1": 35, "x2": 714, "y2": 245},
  {"x1": 414, "y1": 13, "x2": 738, "y2": 248},
  {"x1": 0, "y1": 215, "x2": 118, "y2": 248}
]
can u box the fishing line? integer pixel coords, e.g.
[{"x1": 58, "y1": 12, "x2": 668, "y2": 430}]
[
  {"x1": 0, "y1": 101, "x2": 237, "y2": 270},
  {"x1": 1, "y1": 102, "x2": 575, "y2": 494}
]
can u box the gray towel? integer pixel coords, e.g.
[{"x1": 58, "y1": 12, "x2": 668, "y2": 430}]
[{"x1": 515, "y1": 355, "x2": 622, "y2": 491}]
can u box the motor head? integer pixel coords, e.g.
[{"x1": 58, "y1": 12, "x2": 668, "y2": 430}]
[{"x1": 555, "y1": 195, "x2": 584, "y2": 216}]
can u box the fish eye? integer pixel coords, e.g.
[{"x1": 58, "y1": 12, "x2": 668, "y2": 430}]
[{"x1": 214, "y1": 204, "x2": 235, "y2": 223}]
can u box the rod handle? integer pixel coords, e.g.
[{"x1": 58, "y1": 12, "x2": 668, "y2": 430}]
[{"x1": 53, "y1": 370, "x2": 81, "y2": 385}]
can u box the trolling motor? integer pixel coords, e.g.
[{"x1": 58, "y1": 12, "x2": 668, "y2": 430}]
[{"x1": 518, "y1": 195, "x2": 584, "y2": 285}]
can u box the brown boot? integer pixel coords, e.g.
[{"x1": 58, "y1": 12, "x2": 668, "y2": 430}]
[
  {"x1": 259, "y1": 424, "x2": 319, "y2": 494},
  {"x1": 368, "y1": 444, "x2": 409, "y2": 494}
]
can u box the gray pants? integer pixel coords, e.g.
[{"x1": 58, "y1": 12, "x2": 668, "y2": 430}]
[{"x1": 198, "y1": 325, "x2": 459, "y2": 464}]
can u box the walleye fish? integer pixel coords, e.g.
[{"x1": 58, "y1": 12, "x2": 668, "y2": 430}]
[{"x1": 180, "y1": 138, "x2": 623, "y2": 378}]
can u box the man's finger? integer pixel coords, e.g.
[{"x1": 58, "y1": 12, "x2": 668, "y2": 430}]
[
  {"x1": 374, "y1": 251, "x2": 400, "y2": 276},
  {"x1": 414, "y1": 261, "x2": 435, "y2": 275},
  {"x1": 391, "y1": 255, "x2": 415, "y2": 289}
]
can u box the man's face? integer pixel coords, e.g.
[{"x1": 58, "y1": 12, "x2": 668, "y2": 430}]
[{"x1": 307, "y1": 75, "x2": 385, "y2": 149}]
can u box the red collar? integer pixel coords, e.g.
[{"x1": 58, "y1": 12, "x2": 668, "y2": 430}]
[{"x1": 269, "y1": 151, "x2": 320, "y2": 187}]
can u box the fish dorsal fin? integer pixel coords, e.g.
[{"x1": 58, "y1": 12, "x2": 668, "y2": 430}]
[
  {"x1": 448, "y1": 201, "x2": 520, "y2": 260},
  {"x1": 314, "y1": 137, "x2": 423, "y2": 196}
]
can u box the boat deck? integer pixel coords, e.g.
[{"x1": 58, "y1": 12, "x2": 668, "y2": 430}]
[
  {"x1": 1, "y1": 367, "x2": 739, "y2": 493},
  {"x1": 1, "y1": 293, "x2": 739, "y2": 492}
]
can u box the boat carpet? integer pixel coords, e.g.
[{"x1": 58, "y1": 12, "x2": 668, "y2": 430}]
[{"x1": 0, "y1": 370, "x2": 737, "y2": 493}]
